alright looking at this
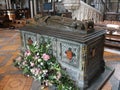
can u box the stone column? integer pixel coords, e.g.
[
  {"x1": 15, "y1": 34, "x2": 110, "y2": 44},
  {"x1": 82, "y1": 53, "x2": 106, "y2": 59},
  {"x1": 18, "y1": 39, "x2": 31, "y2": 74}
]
[
  {"x1": 40, "y1": 0, "x2": 44, "y2": 16},
  {"x1": 5, "y1": 0, "x2": 12, "y2": 9},
  {"x1": 8, "y1": 0, "x2": 12, "y2": 9},
  {"x1": 30, "y1": 0, "x2": 34, "y2": 18},
  {"x1": 34, "y1": 0, "x2": 37, "y2": 16}
]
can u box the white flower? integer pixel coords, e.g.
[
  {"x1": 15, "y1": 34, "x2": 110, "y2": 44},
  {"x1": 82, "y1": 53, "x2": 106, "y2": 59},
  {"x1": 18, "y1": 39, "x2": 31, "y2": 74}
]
[
  {"x1": 45, "y1": 80, "x2": 49, "y2": 86},
  {"x1": 56, "y1": 72, "x2": 61, "y2": 80},
  {"x1": 33, "y1": 41, "x2": 37, "y2": 46},
  {"x1": 43, "y1": 70, "x2": 47, "y2": 74},
  {"x1": 31, "y1": 68, "x2": 36, "y2": 74},
  {"x1": 40, "y1": 62, "x2": 43, "y2": 66},
  {"x1": 37, "y1": 53, "x2": 39, "y2": 55},
  {"x1": 46, "y1": 44, "x2": 50, "y2": 48},
  {"x1": 30, "y1": 62, "x2": 34, "y2": 67},
  {"x1": 38, "y1": 76, "x2": 41, "y2": 80},
  {"x1": 27, "y1": 75, "x2": 30, "y2": 77},
  {"x1": 45, "y1": 70, "x2": 48, "y2": 73},
  {"x1": 38, "y1": 59, "x2": 42, "y2": 62}
]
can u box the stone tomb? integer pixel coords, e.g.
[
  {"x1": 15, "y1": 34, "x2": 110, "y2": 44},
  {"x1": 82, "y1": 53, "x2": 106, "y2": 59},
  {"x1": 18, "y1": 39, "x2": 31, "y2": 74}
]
[{"x1": 20, "y1": 16, "x2": 106, "y2": 89}]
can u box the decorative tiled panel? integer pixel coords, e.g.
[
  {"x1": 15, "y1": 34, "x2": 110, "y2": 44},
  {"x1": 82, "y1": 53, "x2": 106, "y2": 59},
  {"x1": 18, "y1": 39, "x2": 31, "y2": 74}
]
[
  {"x1": 52, "y1": 38, "x2": 57, "y2": 57},
  {"x1": 21, "y1": 31, "x2": 37, "y2": 49},
  {"x1": 37, "y1": 35, "x2": 57, "y2": 57},
  {"x1": 38, "y1": 35, "x2": 51, "y2": 44},
  {"x1": 80, "y1": 44, "x2": 87, "y2": 72},
  {"x1": 65, "y1": 67, "x2": 79, "y2": 81},
  {"x1": 57, "y1": 39, "x2": 80, "y2": 68}
]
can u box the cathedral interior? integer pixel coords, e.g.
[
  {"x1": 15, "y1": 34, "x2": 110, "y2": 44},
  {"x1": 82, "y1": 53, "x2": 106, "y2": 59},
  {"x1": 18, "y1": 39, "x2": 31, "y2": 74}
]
[{"x1": 0, "y1": 0, "x2": 120, "y2": 90}]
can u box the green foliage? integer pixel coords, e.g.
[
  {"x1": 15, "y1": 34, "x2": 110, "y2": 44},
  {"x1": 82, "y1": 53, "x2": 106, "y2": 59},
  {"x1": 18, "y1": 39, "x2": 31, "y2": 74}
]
[{"x1": 13, "y1": 38, "x2": 79, "y2": 90}]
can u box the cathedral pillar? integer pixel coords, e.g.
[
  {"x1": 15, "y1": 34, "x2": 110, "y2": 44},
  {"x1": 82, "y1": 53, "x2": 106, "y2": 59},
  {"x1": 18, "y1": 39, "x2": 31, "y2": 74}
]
[
  {"x1": 30, "y1": 0, "x2": 34, "y2": 18},
  {"x1": 34, "y1": 0, "x2": 37, "y2": 16},
  {"x1": 8, "y1": 0, "x2": 12, "y2": 9}
]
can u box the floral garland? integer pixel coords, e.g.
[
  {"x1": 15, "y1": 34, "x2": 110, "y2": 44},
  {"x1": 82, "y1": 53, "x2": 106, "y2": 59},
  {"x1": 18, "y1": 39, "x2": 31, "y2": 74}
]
[{"x1": 13, "y1": 39, "x2": 79, "y2": 90}]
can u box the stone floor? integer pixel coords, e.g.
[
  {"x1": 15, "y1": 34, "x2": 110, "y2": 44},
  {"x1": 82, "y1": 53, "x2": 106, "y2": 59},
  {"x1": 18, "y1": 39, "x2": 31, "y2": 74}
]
[
  {"x1": 0, "y1": 28, "x2": 120, "y2": 90},
  {"x1": 0, "y1": 29, "x2": 33, "y2": 90}
]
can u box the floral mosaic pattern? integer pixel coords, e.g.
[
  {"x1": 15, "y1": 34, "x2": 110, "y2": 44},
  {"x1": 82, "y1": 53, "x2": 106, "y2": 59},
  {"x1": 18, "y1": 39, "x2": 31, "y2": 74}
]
[{"x1": 59, "y1": 41, "x2": 80, "y2": 68}]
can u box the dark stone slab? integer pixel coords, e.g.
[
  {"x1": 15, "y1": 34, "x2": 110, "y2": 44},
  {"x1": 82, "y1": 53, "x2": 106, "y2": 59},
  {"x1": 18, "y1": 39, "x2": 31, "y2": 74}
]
[
  {"x1": 107, "y1": 61, "x2": 120, "y2": 90},
  {"x1": 87, "y1": 64, "x2": 114, "y2": 90},
  {"x1": 20, "y1": 25, "x2": 105, "y2": 43}
]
